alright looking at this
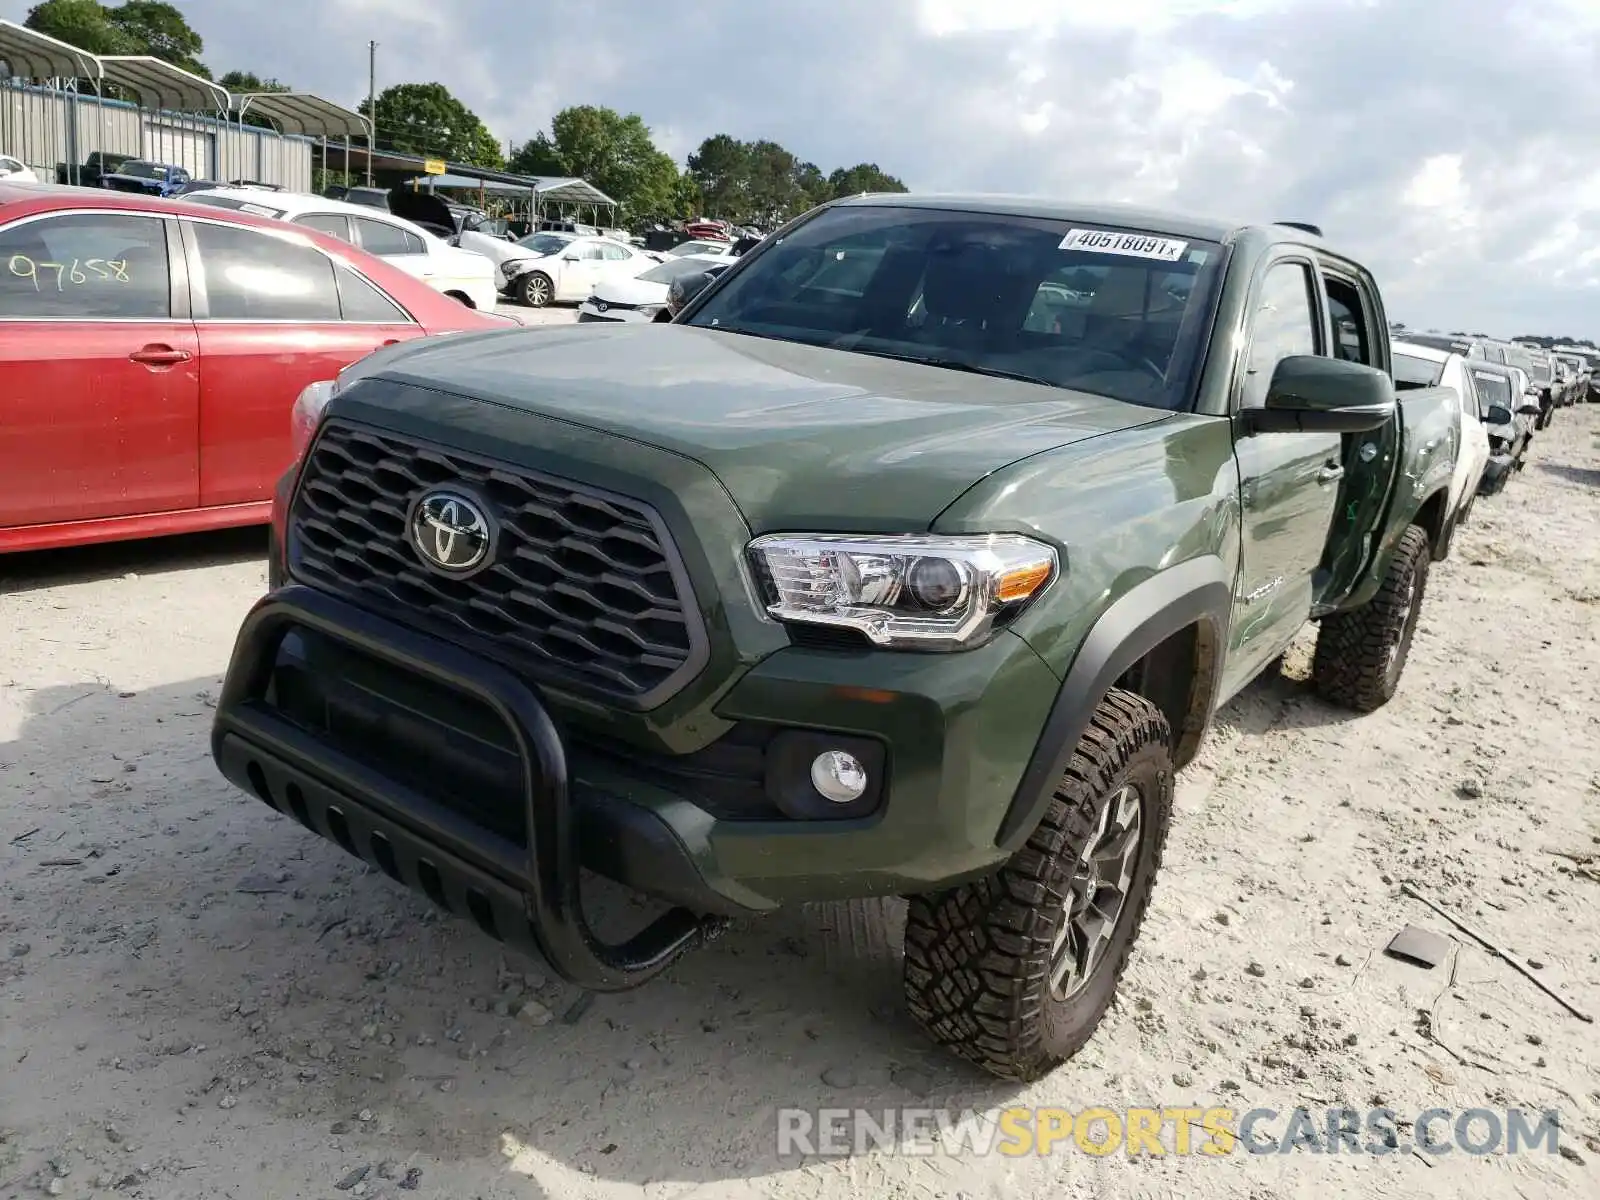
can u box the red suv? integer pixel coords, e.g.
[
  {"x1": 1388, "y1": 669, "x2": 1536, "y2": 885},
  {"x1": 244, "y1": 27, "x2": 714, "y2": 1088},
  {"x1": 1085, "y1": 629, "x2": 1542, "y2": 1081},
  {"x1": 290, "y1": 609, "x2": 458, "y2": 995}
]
[{"x1": 0, "y1": 181, "x2": 510, "y2": 554}]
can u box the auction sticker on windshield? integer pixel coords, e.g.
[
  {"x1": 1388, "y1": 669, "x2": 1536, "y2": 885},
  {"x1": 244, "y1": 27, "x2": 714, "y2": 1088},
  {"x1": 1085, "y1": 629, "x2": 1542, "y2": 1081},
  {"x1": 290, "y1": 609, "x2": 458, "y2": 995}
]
[{"x1": 1059, "y1": 229, "x2": 1188, "y2": 261}]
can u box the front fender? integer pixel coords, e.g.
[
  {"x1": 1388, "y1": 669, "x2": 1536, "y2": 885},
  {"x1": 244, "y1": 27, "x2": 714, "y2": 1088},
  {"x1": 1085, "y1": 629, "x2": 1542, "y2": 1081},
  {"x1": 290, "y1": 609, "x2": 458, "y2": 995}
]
[{"x1": 994, "y1": 554, "x2": 1232, "y2": 851}]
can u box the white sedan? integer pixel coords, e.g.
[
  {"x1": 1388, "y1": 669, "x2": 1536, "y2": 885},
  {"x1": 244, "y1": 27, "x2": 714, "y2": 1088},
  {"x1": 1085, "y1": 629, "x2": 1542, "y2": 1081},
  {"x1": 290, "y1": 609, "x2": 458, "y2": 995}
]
[
  {"x1": 0, "y1": 154, "x2": 37, "y2": 182},
  {"x1": 499, "y1": 233, "x2": 661, "y2": 307},
  {"x1": 577, "y1": 254, "x2": 733, "y2": 324},
  {"x1": 178, "y1": 187, "x2": 500, "y2": 311}
]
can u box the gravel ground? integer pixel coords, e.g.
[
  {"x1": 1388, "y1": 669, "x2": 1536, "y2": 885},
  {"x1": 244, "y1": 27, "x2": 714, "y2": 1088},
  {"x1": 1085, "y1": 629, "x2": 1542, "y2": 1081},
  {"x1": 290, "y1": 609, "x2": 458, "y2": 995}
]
[{"x1": 1, "y1": 403, "x2": 1597, "y2": 1200}]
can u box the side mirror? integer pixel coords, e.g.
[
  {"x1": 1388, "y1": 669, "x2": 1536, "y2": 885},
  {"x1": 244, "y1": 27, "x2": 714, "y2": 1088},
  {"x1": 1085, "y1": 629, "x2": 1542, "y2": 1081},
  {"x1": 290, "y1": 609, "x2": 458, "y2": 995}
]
[
  {"x1": 1517, "y1": 402, "x2": 1542, "y2": 417},
  {"x1": 665, "y1": 268, "x2": 723, "y2": 316},
  {"x1": 563, "y1": 253, "x2": 581, "y2": 262},
  {"x1": 1243, "y1": 355, "x2": 1396, "y2": 434},
  {"x1": 1486, "y1": 404, "x2": 1513, "y2": 425}
]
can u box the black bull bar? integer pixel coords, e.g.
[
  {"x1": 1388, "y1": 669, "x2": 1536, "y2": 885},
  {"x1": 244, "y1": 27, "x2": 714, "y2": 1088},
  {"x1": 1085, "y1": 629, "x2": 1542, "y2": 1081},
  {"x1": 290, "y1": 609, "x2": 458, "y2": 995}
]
[{"x1": 210, "y1": 585, "x2": 723, "y2": 992}]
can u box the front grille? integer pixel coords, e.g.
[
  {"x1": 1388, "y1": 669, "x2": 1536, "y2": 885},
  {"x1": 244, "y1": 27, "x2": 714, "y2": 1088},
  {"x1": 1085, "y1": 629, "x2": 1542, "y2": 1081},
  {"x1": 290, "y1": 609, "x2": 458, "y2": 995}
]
[{"x1": 288, "y1": 420, "x2": 704, "y2": 706}]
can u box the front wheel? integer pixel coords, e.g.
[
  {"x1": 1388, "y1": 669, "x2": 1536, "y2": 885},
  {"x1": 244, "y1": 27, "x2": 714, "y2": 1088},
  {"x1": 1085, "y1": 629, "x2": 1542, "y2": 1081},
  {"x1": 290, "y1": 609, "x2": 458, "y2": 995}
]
[
  {"x1": 903, "y1": 689, "x2": 1174, "y2": 1082},
  {"x1": 518, "y1": 271, "x2": 553, "y2": 308},
  {"x1": 1311, "y1": 523, "x2": 1429, "y2": 712}
]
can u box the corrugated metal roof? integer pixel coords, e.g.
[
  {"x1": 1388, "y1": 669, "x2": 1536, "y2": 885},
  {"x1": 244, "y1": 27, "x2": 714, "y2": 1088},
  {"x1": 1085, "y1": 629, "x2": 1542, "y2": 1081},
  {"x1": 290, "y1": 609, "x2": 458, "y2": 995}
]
[
  {"x1": 0, "y1": 18, "x2": 102, "y2": 80},
  {"x1": 98, "y1": 55, "x2": 226, "y2": 111},
  {"x1": 233, "y1": 91, "x2": 369, "y2": 138}
]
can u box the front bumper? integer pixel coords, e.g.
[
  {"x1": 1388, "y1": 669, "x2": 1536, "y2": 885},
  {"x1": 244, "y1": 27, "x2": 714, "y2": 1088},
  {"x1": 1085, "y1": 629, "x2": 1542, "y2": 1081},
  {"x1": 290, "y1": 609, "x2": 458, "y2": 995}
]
[{"x1": 213, "y1": 583, "x2": 1059, "y2": 985}]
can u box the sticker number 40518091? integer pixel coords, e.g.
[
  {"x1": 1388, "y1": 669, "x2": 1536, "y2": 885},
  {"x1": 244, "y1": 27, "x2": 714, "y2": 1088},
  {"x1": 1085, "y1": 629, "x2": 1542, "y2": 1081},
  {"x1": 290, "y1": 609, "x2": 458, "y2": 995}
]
[{"x1": 1058, "y1": 228, "x2": 1188, "y2": 261}]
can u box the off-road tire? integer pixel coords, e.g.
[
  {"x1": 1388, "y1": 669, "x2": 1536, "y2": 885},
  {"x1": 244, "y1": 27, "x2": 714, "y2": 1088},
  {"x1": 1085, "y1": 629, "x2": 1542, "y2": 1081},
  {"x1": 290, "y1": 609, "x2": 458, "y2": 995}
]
[
  {"x1": 902, "y1": 689, "x2": 1174, "y2": 1082},
  {"x1": 1311, "y1": 523, "x2": 1429, "y2": 713},
  {"x1": 518, "y1": 271, "x2": 553, "y2": 308}
]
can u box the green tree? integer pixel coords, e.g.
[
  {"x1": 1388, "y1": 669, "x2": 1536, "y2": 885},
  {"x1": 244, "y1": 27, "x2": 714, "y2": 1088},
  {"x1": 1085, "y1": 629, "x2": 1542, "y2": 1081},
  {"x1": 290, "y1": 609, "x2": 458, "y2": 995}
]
[
  {"x1": 686, "y1": 133, "x2": 751, "y2": 219},
  {"x1": 24, "y1": 0, "x2": 137, "y2": 57},
  {"x1": 361, "y1": 82, "x2": 503, "y2": 169},
  {"x1": 792, "y1": 160, "x2": 827, "y2": 210},
  {"x1": 827, "y1": 162, "x2": 908, "y2": 198},
  {"x1": 513, "y1": 105, "x2": 679, "y2": 222},
  {"x1": 107, "y1": 0, "x2": 206, "y2": 75},
  {"x1": 508, "y1": 133, "x2": 567, "y2": 177},
  {"x1": 218, "y1": 70, "x2": 289, "y2": 94}
]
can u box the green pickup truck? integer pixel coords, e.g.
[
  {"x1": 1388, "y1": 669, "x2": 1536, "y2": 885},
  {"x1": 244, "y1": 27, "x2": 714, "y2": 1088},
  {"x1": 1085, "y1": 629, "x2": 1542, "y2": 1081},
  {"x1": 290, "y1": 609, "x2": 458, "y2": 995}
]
[{"x1": 213, "y1": 196, "x2": 1460, "y2": 1081}]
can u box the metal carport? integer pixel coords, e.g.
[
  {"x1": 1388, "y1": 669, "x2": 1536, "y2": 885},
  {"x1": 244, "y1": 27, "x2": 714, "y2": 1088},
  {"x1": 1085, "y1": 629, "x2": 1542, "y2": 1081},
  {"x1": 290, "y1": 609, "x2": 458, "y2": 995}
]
[
  {"x1": 97, "y1": 55, "x2": 228, "y2": 179},
  {"x1": 405, "y1": 171, "x2": 617, "y2": 225},
  {"x1": 0, "y1": 19, "x2": 103, "y2": 183},
  {"x1": 230, "y1": 91, "x2": 371, "y2": 188}
]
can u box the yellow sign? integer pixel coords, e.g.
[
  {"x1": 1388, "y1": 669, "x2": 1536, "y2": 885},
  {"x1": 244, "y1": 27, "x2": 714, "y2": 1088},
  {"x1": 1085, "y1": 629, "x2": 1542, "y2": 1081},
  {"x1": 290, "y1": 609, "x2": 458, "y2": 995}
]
[{"x1": 423, "y1": 158, "x2": 447, "y2": 176}]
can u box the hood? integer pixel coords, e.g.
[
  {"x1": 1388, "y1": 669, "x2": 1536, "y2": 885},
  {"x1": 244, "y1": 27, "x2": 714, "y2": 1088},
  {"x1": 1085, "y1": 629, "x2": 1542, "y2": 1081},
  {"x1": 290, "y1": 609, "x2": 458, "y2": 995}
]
[
  {"x1": 591, "y1": 274, "x2": 670, "y2": 305},
  {"x1": 457, "y1": 228, "x2": 522, "y2": 266},
  {"x1": 362, "y1": 323, "x2": 1170, "y2": 532}
]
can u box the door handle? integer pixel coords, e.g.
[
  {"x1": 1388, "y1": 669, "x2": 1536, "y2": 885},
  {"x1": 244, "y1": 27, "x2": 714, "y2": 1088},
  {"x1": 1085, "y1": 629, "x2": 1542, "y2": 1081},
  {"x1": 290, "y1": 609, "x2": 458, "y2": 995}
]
[
  {"x1": 129, "y1": 344, "x2": 192, "y2": 366},
  {"x1": 380, "y1": 338, "x2": 400, "y2": 347},
  {"x1": 1316, "y1": 463, "x2": 1345, "y2": 484}
]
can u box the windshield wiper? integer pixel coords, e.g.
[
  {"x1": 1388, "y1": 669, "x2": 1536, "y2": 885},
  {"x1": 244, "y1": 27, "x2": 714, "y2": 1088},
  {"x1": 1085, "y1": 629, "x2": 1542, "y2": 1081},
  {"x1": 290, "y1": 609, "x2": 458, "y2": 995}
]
[{"x1": 846, "y1": 348, "x2": 1059, "y2": 389}]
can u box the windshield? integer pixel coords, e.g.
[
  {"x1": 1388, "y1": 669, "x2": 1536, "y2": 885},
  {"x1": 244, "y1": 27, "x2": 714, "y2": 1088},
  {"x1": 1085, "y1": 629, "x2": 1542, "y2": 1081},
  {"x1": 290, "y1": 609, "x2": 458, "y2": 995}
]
[
  {"x1": 517, "y1": 232, "x2": 574, "y2": 256},
  {"x1": 682, "y1": 205, "x2": 1225, "y2": 410},
  {"x1": 181, "y1": 193, "x2": 287, "y2": 219},
  {"x1": 116, "y1": 161, "x2": 167, "y2": 180},
  {"x1": 638, "y1": 257, "x2": 727, "y2": 285},
  {"x1": 669, "y1": 240, "x2": 728, "y2": 257},
  {"x1": 1392, "y1": 352, "x2": 1444, "y2": 389}
]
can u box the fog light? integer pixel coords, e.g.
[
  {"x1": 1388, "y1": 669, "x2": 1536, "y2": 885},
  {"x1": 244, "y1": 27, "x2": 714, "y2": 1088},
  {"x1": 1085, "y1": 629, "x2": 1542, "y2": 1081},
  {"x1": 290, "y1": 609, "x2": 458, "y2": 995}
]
[{"x1": 810, "y1": 750, "x2": 867, "y2": 804}]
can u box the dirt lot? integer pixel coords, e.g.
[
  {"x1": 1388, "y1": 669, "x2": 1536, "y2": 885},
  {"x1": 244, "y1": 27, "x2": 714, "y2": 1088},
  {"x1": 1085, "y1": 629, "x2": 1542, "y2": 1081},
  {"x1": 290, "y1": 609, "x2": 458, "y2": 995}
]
[{"x1": 2, "y1": 402, "x2": 1597, "y2": 1200}]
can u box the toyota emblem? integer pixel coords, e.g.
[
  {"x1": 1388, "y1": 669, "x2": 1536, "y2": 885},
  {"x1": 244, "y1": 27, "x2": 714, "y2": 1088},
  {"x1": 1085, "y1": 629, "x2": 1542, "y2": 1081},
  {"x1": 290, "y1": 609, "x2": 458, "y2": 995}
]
[
  {"x1": 594, "y1": 300, "x2": 609, "y2": 312},
  {"x1": 409, "y1": 490, "x2": 494, "y2": 576}
]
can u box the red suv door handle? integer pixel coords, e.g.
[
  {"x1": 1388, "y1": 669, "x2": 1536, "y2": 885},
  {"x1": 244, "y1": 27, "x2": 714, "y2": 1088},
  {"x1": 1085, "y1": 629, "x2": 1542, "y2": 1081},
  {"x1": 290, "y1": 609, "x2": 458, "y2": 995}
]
[{"x1": 130, "y1": 344, "x2": 192, "y2": 366}]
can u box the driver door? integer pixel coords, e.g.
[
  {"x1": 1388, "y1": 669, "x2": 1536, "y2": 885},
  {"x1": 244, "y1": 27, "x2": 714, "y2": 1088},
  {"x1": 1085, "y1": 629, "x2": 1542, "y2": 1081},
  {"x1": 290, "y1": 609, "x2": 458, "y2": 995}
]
[{"x1": 1222, "y1": 256, "x2": 1345, "y2": 697}]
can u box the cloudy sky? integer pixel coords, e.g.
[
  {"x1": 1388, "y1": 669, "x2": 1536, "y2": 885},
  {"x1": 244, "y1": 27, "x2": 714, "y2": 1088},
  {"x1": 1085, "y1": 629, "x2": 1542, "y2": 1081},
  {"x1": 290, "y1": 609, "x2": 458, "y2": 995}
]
[{"x1": 9, "y1": 0, "x2": 1600, "y2": 335}]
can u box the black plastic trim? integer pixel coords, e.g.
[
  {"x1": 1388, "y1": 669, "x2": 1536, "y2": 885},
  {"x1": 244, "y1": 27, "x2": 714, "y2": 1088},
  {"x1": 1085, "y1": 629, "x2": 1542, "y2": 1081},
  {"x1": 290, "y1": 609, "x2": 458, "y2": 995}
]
[
  {"x1": 996, "y1": 556, "x2": 1232, "y2": 851},
  {"x1": 211, "y1": 584, "x2": 724, "y2": 991}
]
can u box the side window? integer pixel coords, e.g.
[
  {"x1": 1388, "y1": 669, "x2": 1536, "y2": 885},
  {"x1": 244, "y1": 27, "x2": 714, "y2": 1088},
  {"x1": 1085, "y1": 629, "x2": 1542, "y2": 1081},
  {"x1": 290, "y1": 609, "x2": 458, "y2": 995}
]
[
  {"x1": 353, "y1": 218, "x2": 424, "y2": 257},
  {"x1": 189, "y1": 222, "x2": 341, "y2": 321},
  {"x1": 335, "y1": 267, "x2": 412, "y2": 324},
  {"x1": 0, "y1": 212, "x2": 171, "y2": 319},
  {"x1": 600, "y1": 244, "x2": 630, "y2": 262},
  {"x1": 1322, "y1": 276, "x2": 1374, "y2": 365},
  {"x1": 1240, "y1": 262, "x2": 1319, "y2": 409},
  {"x1": 580, "y1": 243, "x2": 607, "y2": 261},
  {"x1": 294, "y1": 213, "x2": 353, "y2": 243}
]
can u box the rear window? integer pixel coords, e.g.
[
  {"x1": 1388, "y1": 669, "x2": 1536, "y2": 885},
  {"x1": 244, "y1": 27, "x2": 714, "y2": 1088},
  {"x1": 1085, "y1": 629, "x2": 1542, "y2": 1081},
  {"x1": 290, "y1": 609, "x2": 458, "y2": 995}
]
[
  {"x1": 683, "y1": 205, "x2": 1225, "y2": 411},
  {"x1": 183, "y1": 193, "x2": 286, "y2": 220},
  {"x1": 1392, "y1": 352, "x2": 1444, "y2": 389}
]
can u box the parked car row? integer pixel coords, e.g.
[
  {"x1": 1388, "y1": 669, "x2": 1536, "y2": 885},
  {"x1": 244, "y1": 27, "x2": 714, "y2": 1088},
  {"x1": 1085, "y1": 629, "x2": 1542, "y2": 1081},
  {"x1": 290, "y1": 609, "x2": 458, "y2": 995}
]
[
  {"x1": 0, "y1": 179, "x2": 509, "y2": 553},
  {"x1": 7, "y1": 181, "x2": 1593, "y2": 1085}
]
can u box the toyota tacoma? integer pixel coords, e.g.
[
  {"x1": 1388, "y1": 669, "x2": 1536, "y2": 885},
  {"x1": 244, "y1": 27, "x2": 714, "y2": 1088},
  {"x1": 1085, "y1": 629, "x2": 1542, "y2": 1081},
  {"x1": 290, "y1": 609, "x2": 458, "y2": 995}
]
[{"x1": 212, "y1": 196, "x2": 1459, "y2": 1081}]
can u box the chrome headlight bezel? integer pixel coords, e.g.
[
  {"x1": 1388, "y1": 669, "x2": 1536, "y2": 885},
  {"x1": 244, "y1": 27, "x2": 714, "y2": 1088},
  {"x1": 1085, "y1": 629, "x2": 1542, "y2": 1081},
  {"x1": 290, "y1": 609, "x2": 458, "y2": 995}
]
[{"x1": 746, "y1": 532, "x2": 1059, "y2": 651}]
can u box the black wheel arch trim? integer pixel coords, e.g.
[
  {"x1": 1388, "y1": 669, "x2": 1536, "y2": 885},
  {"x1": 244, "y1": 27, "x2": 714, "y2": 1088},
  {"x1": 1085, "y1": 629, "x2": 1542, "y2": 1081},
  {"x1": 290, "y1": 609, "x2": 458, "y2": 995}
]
[{"x1": 996, "y1": 555, "x2": 1232, "y2": 852}]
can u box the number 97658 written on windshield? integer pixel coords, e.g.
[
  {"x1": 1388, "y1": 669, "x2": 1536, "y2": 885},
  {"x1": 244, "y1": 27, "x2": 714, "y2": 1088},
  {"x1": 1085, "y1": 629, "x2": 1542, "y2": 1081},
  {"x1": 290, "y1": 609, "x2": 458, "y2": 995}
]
[{"x1": 8, "y1": 254, "x2": 132, "y2": 291}]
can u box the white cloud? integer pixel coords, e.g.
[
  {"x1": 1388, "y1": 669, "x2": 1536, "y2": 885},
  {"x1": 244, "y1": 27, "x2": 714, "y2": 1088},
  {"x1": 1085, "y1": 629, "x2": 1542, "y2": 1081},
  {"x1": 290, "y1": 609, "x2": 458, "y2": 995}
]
[{"x1": 27, "y1": 0, "x2": 1598, "y2": 335}]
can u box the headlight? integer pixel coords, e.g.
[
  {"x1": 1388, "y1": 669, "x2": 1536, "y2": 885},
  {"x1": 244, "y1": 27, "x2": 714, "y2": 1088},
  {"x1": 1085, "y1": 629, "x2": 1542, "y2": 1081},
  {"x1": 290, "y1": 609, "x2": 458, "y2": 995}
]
[
  {"x1": 747, "y1": 533, "x2": 1058, "y2": 650},
  {"x1": 499, "y1": 257, "x2": 533, "y2": 279}
]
